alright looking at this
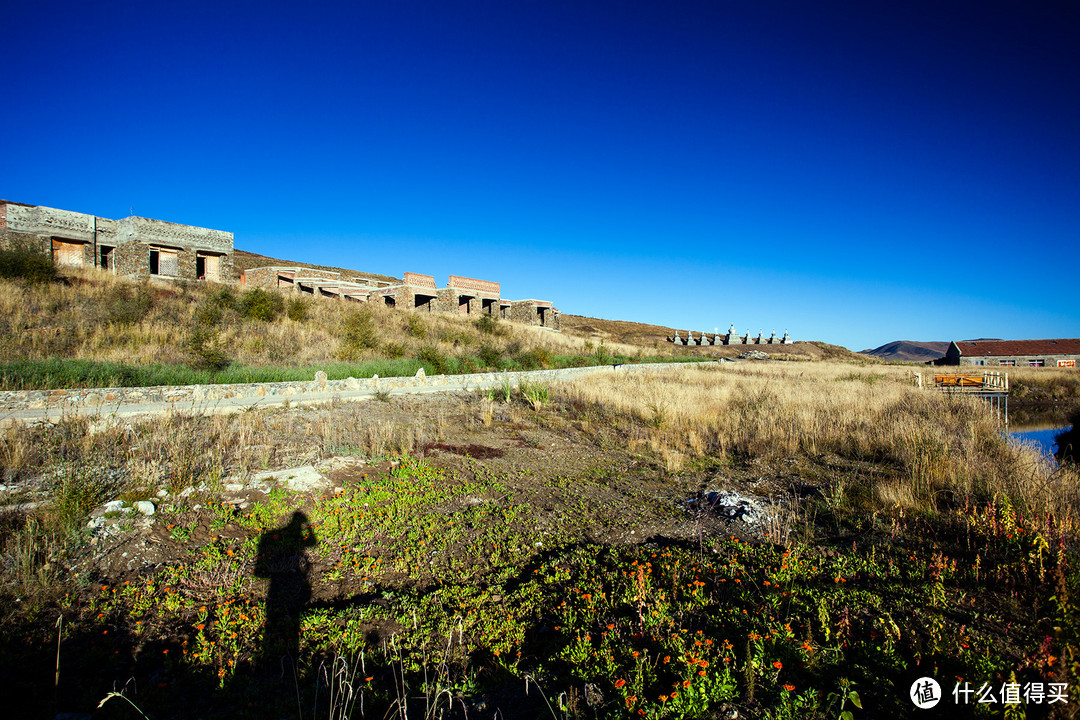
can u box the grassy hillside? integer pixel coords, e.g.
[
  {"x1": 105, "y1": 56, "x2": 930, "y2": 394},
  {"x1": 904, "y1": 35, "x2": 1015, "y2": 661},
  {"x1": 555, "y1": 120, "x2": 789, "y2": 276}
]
[{"x1": 0, "y1": 262, "x2": 683, "y2": 390}]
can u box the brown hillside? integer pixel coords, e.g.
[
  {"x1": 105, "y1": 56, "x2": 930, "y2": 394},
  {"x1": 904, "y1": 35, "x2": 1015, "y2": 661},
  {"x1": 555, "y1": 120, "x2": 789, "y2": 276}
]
[
  {"x1": 560, "y1": 313, "x2": 868, "y2": 361},
  {"x1": 232, "y1": 251, "x2": 862, "y2": 362}
]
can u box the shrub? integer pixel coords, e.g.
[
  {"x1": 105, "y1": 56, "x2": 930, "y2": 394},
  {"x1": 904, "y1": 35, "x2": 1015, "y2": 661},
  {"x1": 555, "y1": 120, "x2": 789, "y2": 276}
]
[
  {"x1": 415, "y1": 346, "x2": 447, "y2": 375},
  {"x1": 286, "y1": 297, "x2": 309, "y2": 322},
  {"x1": 405, "y1": 313, "x2": 427, "y2": 339},
  {"x1": 520, "y1": 381, "x2": 550, "y2": 410},
  {"x1": 593, "y1": 342, "x2": 612, "y2": 365},
  {"x1": 194, "y1": 300, "x2": 222, "y2": 327},
  {"x1": 0, "y1": 243, "x2": 57, "y2": 284},
  {"x1": 475, "y1": 314, "x2": 497, "y2": 335},
  {"x1": 383, "y1": 341, "x2": 405, "y2": 358},
  {"x1": 515, "y1": 347, "x2": 552, "y2": 370},
  {"x1": 341, "y1": 310, "x2": 379, "y2": 351},
  {"x1": 239, "y1": 288, "x2": 284, "y2": 322},
  {"x1": 105, "y1": 284, "x2": 153, "y2": 325},
  {"x1": 478, "y1": 344, "x2": 503, "y2": 368},
  {"x1": 184, "y1": 328, "x2": 230, "y2": 371},
  {"x1": 211, "y1": 287, "x2": 237, "y2": 310}
]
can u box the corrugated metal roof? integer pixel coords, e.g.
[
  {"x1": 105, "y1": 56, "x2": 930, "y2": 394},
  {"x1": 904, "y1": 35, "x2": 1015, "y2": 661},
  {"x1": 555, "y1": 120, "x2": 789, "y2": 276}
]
[{"x1": 956, "y1": 339, "x2": 1080, "y2": 356}]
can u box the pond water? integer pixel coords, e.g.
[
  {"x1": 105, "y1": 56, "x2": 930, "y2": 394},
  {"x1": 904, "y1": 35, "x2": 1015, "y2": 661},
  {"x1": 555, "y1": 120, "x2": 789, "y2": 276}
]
[{"x1": 1007, "y1": 422, "x2": 1068, "y2": 464}]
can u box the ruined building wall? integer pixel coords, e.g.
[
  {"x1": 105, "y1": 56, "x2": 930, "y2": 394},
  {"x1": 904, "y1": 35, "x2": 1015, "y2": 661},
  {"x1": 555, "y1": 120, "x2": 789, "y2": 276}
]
[{"x1": 0, "y1": 203, "x2": 234, "y2": 282}]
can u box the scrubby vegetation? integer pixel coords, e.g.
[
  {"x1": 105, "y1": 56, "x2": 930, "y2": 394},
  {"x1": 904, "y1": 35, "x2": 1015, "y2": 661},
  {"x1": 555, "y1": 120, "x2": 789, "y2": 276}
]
[
  {"x1": 0, "y1": 241, "x2": 58, "y2": 285},
  {"x1": 0, "y1": 267, "x2": 695, "y2": 390},
  {"x1": 1, "y1": 363, "x2": 1078, "y2": 718}
]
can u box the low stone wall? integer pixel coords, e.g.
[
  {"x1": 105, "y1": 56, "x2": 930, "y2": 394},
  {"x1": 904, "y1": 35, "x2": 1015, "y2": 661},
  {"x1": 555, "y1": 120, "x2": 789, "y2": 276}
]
[{"x1": 0, "y1": 361, "x2": 720, "y2": 413}]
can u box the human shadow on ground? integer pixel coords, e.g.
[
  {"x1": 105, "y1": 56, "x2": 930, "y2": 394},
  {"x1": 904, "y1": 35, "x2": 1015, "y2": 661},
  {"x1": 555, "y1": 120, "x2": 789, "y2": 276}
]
[{"x1": 254, "y1": 510, "x2": 318, "y2": 680}]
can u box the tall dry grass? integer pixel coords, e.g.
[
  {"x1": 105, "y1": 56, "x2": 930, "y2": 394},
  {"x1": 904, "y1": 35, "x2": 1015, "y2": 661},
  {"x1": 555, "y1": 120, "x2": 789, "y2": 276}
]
[
  {"x1": 556, "y1": 362, "x2": 1079, "y2": 517},
  {"x1": 0, "y1": 399, "x2": 449, "y2": 600},
  {"x1": 0, "y1": 267, "x2": 653, "y2": 371}
]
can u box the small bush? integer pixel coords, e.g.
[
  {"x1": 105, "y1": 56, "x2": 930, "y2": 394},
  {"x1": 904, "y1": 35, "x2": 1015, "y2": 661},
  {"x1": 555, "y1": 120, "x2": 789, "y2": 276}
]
[
  {"x1": 286, "y1": 297, "x2": 309, "y2": 322},
  {"x1": 475, "y1": 314, "x2": 498, "y2": 335},
  {"x1": 0, "y1": 244, "x2": 57, "y2": 284},
  {"x1": 515, "y1": 347, "x2": 552, "y2": 370},
  {"x1": 415, "y1": 346, "x2": 447, "y2": 375},
  {"x1": 405, "y1": 313, "x2": 427, "y2": 339},
  {"x1": 210, "y1": 287, "x2": 237, "y2": 310},
  {"x1": 184, "y1": 328, "x2": 230, "y2": 371},
  {"x1": 341, "y1": 310, "x2": 379, "y2": 351},
  {"x1": 194, "y1": 300, "x2": 222, "y2": 327},
  {"x1": 520, "y1": 381, "x2": 550, "y2": 410},
  {"x1": 383, "y1": 341, "x2": 405, "y2": 358},
  {"x1": 593, "y1": 342, "x2": 612, "y2": 365},
  {"x1": 105, "y1": 284, "x2": 153, "y2": 325},
  {"x1": 239, "y1": 288, "x2": 284, "y2": 322},
  {"x1": 478, "y1": 344, "x2": 503, "y2": 368}
]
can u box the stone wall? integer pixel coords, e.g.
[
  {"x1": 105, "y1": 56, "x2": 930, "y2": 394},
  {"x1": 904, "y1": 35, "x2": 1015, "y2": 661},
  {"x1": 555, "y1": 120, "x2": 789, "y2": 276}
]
[
  {"x1": 510, "y1": 300, "x2": 560, "y2": 329},
  {"x1": 0, "y1": 202, "x2": 233, "y2": 282},
  {"x1": 0, "y1": 360, "x2": 722, "y2": 417},
  {"x1": 3, "y1": 204, "x2": 97, "y2": 242},
  {"x1": 437, "y1": 287, "x2": 473, "y2": 314}
]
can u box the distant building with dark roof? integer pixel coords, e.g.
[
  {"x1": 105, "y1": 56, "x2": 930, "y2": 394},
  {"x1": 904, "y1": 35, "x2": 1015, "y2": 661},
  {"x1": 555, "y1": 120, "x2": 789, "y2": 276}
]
[{"x1": 937, "y1": 339, "x2": 1080, "y2": 368}]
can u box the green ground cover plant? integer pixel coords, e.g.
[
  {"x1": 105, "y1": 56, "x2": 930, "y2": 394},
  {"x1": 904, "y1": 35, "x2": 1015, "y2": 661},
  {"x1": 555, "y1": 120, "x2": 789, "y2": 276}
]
[{"x1": 0, "y1": 362, "x2": 1077, "y2": 718}]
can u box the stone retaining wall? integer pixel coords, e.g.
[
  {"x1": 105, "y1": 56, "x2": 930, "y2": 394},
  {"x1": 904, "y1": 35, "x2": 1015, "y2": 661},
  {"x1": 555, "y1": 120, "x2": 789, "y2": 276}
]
[{"x1": 0, "y1": 361, "x2": 719, "y2": 413}]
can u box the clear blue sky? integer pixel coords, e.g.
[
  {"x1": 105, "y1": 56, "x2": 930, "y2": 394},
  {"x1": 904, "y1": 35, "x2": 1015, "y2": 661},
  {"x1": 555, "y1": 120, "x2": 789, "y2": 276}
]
[{"x1": 3, "y1": 1, "x2": 1078, "y2": 350}]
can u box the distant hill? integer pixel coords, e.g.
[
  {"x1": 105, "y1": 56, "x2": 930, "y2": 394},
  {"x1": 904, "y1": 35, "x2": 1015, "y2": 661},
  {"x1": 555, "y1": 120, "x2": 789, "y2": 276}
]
[{"x1": 861, "y1": 341, "x2": 950, "y2": 363}]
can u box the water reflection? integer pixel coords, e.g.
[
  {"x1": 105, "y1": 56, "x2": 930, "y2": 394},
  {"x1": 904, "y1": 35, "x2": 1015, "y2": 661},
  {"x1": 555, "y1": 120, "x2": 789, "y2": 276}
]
[{"x1": 1008, "y1": 424, "x2": 1068, "y2": 463}]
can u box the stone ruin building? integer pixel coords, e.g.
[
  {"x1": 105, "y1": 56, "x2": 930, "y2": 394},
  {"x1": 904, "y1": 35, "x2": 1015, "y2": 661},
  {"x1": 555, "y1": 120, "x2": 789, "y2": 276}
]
[
  {"x1": 0, "y1": 201, "x2": 562, "y2": 330},
  {"x1": 668, "y1": 324, "x2": 790, "y2": 346},
  {"x1": 239, "y1": 267, "x2": 560, "y2": 330},
  {"x1": 0, "y1": 200, "x2": 233, "y2": 282}
]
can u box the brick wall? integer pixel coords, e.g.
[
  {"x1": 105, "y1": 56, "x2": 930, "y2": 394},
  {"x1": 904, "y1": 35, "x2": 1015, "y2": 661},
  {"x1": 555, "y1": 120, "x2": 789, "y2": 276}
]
[
  {"x1": 404, "y1": 272, "x2": 437, "y2": 289},
  {"x1": 448, "y1": 275, "x2": 500, "y2": 298}
]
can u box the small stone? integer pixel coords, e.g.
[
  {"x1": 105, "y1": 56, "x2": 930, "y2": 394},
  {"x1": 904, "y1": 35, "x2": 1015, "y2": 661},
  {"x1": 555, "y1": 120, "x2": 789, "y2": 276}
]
[
  {"x1": 415, "y1": 367, "x2": 426, "y2": 378},
  {"x1": 103, "y1": 500, "x2": 126, "y2": 514},
  {"x1": 135, "y1": 501, "x2": 156, "y2": 516},
  {"x1": 156, "y1": 489, "x2": 168, "y2": 499},
  {"x1": 224, "y1": 483, "x2": 244, "y2": 492}
]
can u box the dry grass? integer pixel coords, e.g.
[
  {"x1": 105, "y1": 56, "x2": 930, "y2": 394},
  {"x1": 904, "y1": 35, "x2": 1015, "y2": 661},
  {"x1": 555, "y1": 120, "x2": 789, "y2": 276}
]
[
  {"x1": 555, "y1": 361, "x2": 1079, "y2": 517},
  {"x1": 0, "y1": 267, "x2": 657, "y2": 371}
]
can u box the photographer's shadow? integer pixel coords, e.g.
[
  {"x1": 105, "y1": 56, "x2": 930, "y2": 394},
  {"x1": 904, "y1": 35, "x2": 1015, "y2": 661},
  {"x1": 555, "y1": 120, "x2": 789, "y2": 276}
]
[{"x1": 254, "y1": 511, "x2": 317, "y2": 677}]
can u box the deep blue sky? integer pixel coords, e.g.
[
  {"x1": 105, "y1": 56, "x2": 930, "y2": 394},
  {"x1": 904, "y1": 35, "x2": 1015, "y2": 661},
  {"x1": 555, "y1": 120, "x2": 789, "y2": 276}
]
[{"x1": 3, "y1": 1, "x2": 1078, "y2": 350}]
